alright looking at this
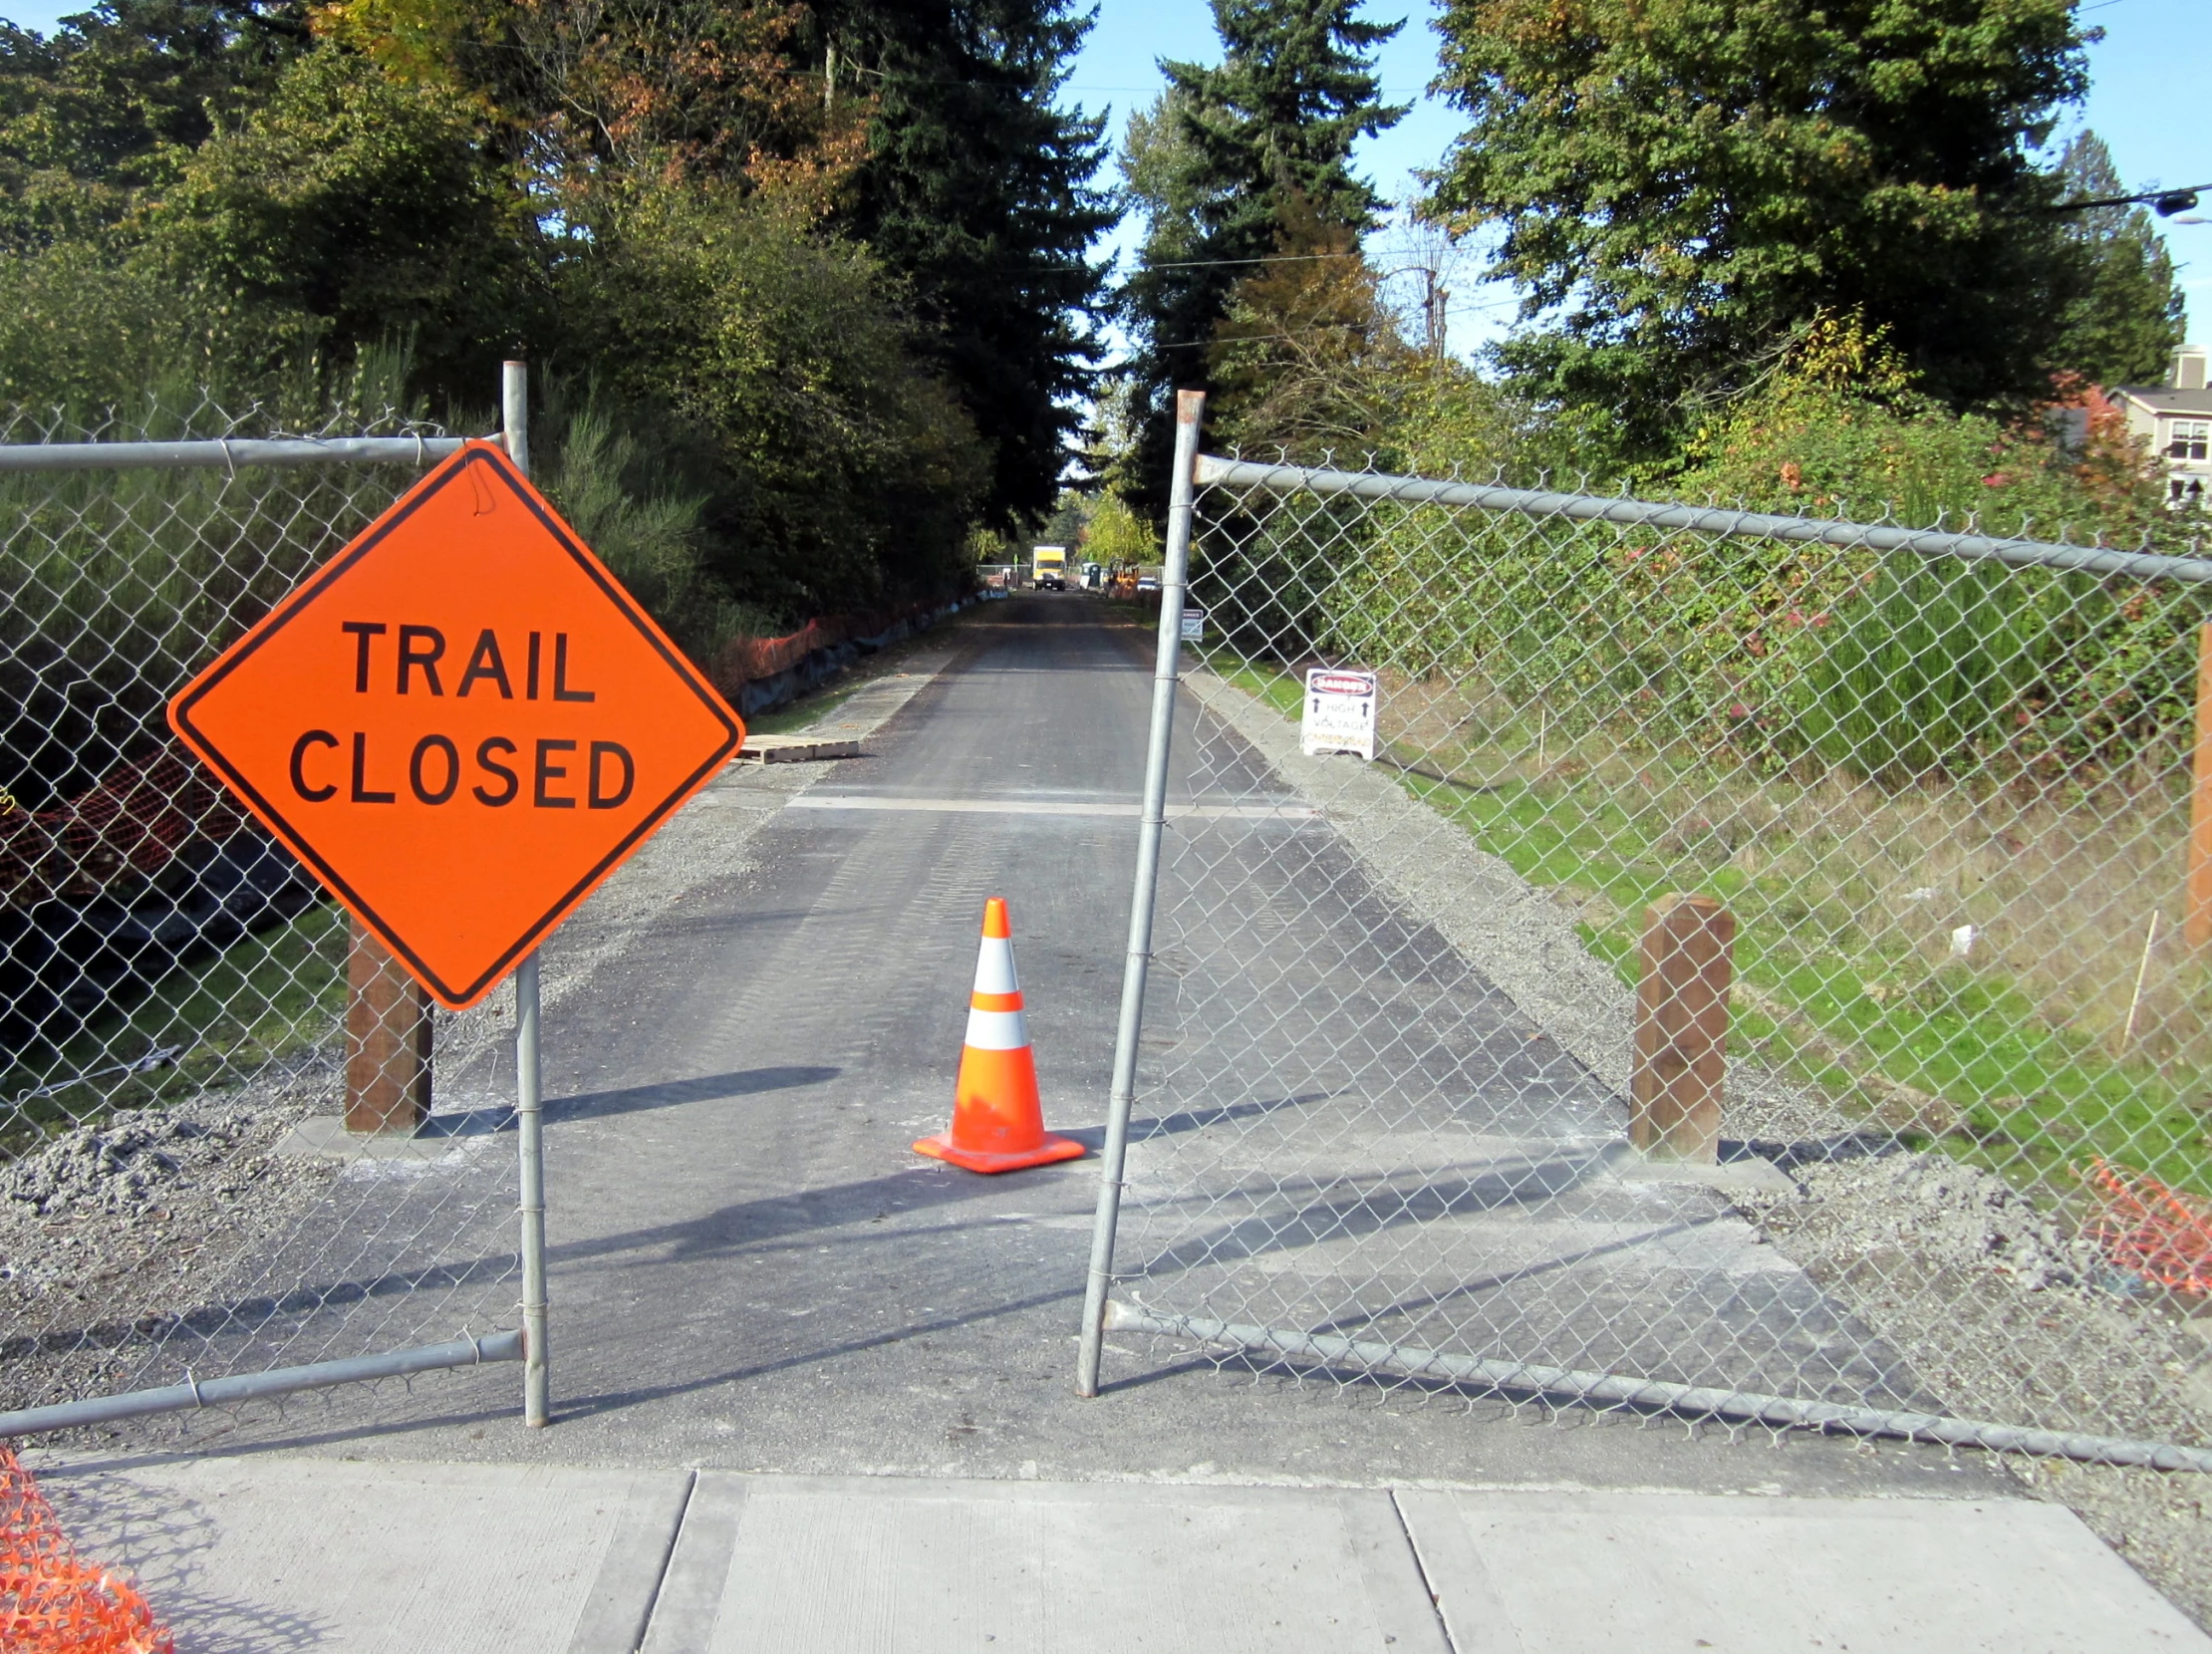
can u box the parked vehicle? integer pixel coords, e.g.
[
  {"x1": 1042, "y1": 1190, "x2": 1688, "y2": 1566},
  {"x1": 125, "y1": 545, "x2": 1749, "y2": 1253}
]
[{"x1": 1031, "y1": 544, "x2": 1068, "y2": 591}]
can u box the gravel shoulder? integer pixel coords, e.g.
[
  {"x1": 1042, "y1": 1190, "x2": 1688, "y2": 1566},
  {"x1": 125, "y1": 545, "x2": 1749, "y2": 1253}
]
[{"x1": 0, "y1": 1060, "x2": 340, "y2": 1415}]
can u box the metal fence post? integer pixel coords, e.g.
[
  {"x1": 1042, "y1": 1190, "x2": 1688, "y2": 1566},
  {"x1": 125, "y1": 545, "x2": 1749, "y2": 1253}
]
[
  {"x1": 1076, "y1": 388, "x2": 1205, "y2": 1399},
  {"x1": 2188, "y1": 622, "x2": 2212, "y2": 947},
  {"x1": 504, "y1": 359, "x2": 551, "y2": 1428}
]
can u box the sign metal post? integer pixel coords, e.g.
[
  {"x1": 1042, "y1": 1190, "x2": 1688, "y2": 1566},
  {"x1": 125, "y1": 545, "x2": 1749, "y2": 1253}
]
[{"x1": 503, "y1": 361, "x2": 552, "y2": 1427}]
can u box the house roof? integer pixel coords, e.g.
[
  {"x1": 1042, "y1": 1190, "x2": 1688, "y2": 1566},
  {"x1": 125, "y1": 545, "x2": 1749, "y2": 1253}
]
[{"x1": 2114, "y1": 385, "x2": 2212, "y2": 416}]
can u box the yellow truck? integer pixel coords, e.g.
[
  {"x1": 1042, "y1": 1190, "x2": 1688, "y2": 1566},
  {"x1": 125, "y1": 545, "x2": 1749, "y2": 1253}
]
[{"x1": 1030, "y1": 544, "x2": 1068, "y2": 591}]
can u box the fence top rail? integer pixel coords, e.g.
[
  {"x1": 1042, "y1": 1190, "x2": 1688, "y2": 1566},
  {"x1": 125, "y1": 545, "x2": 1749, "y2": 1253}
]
[
  {"x1": 1194, "y1": 453, "x2": 2212, "y2": 587},
  {"x1": 0, "y1": 433, "x2": 477, "y2": 475}
]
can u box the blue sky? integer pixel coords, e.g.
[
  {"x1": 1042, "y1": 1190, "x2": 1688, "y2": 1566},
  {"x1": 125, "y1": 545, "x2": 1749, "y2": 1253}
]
[
  {"x1": 1061, "y1": 0, "x2": 2212, "y2": 359},
  {"x1": 5, "y1": 0, "x2": 2206, "y2": 355},
  {"x1": 1064, "y1": 1, "x2": 1502, "y2": 352}
]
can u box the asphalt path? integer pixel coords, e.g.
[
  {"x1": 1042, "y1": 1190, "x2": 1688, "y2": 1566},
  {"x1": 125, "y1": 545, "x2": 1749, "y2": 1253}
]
[{"x1": 135, "y1": 596, "x2": 2000, "y2": 1499}]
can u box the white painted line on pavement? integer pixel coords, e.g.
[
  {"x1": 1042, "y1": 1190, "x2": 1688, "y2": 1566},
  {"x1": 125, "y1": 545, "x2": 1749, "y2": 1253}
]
[{"x1": 786, "y1": 794, "x2": 1319, "y2": 820}]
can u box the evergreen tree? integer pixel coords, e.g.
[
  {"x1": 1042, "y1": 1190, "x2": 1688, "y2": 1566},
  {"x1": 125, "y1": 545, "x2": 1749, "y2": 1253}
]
[
  {"x1": 2051, "y1": 132, "x2": 2188, "y2": 387},
  {"x1": 818, "y1": 0, "x2": 1115, "y2": 530},
  {"x1": 1116, "y1": 0, "x2": 1404, "y2": 520}
]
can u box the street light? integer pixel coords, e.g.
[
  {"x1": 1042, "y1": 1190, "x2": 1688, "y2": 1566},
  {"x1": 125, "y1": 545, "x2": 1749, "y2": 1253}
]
[{"x1": 2047, "y1": 182, "x2": 2210, "y2": 215}]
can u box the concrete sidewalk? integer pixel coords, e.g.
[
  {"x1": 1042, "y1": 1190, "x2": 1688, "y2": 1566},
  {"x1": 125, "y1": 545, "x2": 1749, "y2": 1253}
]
[{"x1": 29, "y1": 1455, "x2": 2211, "y2": 1653}]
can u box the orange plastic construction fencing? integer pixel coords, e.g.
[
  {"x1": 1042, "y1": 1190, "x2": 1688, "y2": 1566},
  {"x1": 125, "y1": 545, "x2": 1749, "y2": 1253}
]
[
  {"x1": 0, "y1": 746, "x2": 249, "y2": 909},
  {"x1": 2084, "y1": 1157, "x2": 2212, "y2": 1296},
  {"x1": 704, "y1": 597, "x2": 948, "y2": 694},
  {"x1": 0, "y1": 1445, "x2": 170, "y2": 1654}
]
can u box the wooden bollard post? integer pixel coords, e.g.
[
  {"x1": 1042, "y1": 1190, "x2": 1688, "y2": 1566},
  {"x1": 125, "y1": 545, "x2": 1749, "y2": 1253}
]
[
  {"x1": 1630, "y1": 893, "x2": 1735, "y2": 1163},
  {"x1": 2189, "y1": 623, "x2": 2212, "y2": 948},
  {"x1": 345, "y1": 918, "x2": 431, "y2": 1134}
]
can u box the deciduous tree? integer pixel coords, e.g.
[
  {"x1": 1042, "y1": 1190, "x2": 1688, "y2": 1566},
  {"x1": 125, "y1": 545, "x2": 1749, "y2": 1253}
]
[
  {"x1": 1206, "y1": 195, "x2": 1416, "y2": 460},
  {"x1": 564, "y1": 180, "x2": 987, "y2": 614},
  {"x1": 0, "y1": 0, "x2": 311, "y2": 249},
  {"x1": 147, "y1": 47, "x2": 539, "y2": 394},
  {"x1": 1429, "y1": 0, "x2": 2095, "y2": 461}
]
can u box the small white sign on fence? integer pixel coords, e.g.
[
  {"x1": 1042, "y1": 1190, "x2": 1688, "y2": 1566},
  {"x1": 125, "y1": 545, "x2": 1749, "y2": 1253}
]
[
  {"x1": 1181, "y1": 607, "x2": 1206, "y2": 642},
  {"x1": 1301, "y1": 668, "x2": 1378, "y2": 760}
]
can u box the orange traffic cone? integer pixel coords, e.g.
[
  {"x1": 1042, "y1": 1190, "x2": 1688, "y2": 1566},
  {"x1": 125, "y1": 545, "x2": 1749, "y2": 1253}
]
[{"x1": 914, "y1": 897, "x2": 1085, "y2": 1175}]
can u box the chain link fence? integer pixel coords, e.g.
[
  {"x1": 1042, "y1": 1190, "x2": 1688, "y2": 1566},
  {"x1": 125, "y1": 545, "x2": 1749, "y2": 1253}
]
[
  {"x1": 0, "y1": 392, "x2": 530, "y2": 1435},
  {"x1": 1084, "y1": 401, "x2": 2212, "y2": 1475}
]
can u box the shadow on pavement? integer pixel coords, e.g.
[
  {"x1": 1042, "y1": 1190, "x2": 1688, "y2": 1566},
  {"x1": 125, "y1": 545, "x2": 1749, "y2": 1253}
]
[{"x1": 424, "y1": 1064, "x2": 844, "y2": 1136}]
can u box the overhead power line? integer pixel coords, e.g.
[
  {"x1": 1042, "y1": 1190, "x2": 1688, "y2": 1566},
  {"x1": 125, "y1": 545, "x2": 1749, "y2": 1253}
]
[
  {"x1": 1141, "y1": 251, "x2": 1370, "y2": 271},
  {"x1": 1154, "y1": 296, "x2": 1520, "y2": 352}
]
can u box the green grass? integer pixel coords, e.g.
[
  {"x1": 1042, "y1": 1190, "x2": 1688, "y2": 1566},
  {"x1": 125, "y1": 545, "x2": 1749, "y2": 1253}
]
[
  {"x1": 1203, "y1": 651, "x2": 2212, "y2": 1202},
  {"x1": 1208, "y1": 651, "x2": 1305, "y2": 719},
  {"x1": 1409, "y1": 769, "x2": 2210, "y2": 1197},
  {"x1": 0, "y1": 901, "x2": 346, "y2": 1153}
]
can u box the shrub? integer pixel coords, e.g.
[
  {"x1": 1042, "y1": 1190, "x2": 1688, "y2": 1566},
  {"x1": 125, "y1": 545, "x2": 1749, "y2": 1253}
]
[{"x1": 143, "y1": 46, "x2": 540, "y2": 403}]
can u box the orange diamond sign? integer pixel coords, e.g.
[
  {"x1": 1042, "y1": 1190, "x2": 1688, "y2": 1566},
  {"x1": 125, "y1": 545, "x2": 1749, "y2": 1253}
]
[{"x1": 169, "y1": 439, "x2": 743, "y2": 1008}]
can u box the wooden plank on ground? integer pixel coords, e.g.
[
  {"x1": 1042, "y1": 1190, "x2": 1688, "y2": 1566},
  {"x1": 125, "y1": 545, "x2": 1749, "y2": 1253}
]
[{"x1": 734, "y1": 734, "x2": 862, "y2": 765}]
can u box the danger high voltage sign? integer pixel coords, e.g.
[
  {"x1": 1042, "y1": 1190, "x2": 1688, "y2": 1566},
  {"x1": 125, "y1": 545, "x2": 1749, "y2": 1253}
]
[{"x1": 169, "y1": 439, "x2": 743, "y2": 1008}]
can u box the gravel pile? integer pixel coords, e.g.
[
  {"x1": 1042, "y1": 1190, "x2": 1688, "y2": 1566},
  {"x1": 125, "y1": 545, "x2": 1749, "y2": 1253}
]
[
  {"x1": 1735, "y1": 1154, "x2": 2114, "y2": 1292},
  {"x1": 0, "y1": 1067, "x2": 338, "y2": 1416},
  {"x1": 5, "y1": 1108, "x2": 268, "y2": 1223}
]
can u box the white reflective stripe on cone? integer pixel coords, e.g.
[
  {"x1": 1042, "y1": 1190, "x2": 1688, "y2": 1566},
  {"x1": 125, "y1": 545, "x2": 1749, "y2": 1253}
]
[
  {"x1": 964, "y1": 1006, "x2": 1030, "y2": 1051},
  {"x1": 972, "y1": 936, "x2": 1018, "y2": 995}
]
